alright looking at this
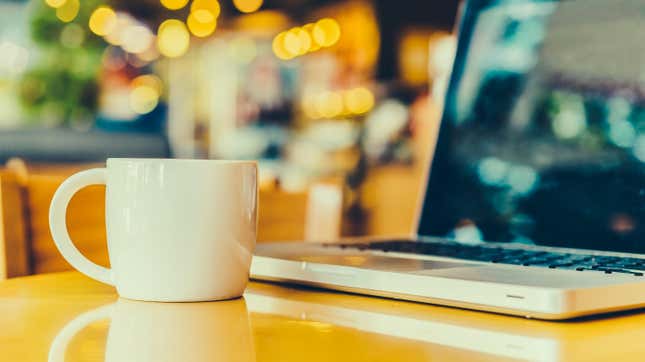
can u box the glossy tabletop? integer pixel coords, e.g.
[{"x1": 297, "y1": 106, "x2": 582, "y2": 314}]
[{"x1": 2, "y1": 272, "x2": 645, "y2": 362}]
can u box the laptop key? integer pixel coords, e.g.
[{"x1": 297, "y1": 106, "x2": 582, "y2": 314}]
[
  {"x1": 593, "y1": 267, "x2": 644, "y2": 276},
  {"x1": 344, "y1": 241, "x2": 643, "y2": 276}
]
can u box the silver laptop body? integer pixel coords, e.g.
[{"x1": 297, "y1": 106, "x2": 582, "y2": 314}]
[{"x1": 251, "y1": 0, "x2": 645, "y2": 319}]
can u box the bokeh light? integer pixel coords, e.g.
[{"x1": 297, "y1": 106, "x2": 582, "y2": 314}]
[
  {"x1": 131, "y1": 74, "x2": 163, "y2": 95},
  {"x1": 104, "y1": 13, "x2": 134, "y2": 46},
  {"x1": 272, "y1": 32, "x2": 292, "y2": 60},
  {"x1": 272, "y1": 19, "x2": 340, "y2": 60},
  {"x1": 303, "y1": 23, "x2": 321, "y2": 51},
  {"x1": 344, "y1": 87, "x2": 374, "y2": 114},
  {"x1": 129, "y1": 85, "x2": 159, "y2": 114},
  {"x1": 608, "y1": 120, "x2": 636, "y2": 148},
  {"x1": 295, "y1": 28, "x2": 312, "y2": 55},
  {"x1": 312, "y1": 18, "x2": 341, "y2": 47},
  {"x1": 157, "y1": 19, "x2": 190, "y2": 58},
  {"x1": 478, "y1": 157, "x2": 508, "y2": 186},
  {"x1": 283, "y1": 28, "x2": 303, "y2": 56},
  {"x1": 55, "y1": 0, "x2": 80, "y2": 23},
  {"x1": 45, "y1": 0, "x2": 66, "y2": 9},
  {"x1": 187, "y1": 9, "x2": 217, "y2": 37},
  {"x1": 507, "y1": 165, "x2": 538, "y2": 194},
  {"x1": 160, "y1": 0, "x2": 189, "y2": 10},
  {"x1": 191, "y1": 0, "x2": 221, "y2": 18},
  {"x1": 60, "y1": 23, "x2": 85, "y2": 48},
  {"x1": 302, "y1": 87, "x2": 375, "y2": 119},
  {"x1": 89, "y1": 7, "x2": 117, "y2": 36},
  {"x1": 121, "y1": 25, "x2": 154, "y2": 54},
  {"x1": 632, "y1": 135, "x2": 645, "y2": 162},
  {"x1": 233, "y1": 0, "x2": 263, "y2": 13},
  {"x1": 315, "y1": 91, "x2": 343, "y2": 118},
  {"x1": 550, "y1": 93, "x2": 587, "y2": 140},
  {"x1": 101, "y1": 46, "x2": 126, "y2": 71}
]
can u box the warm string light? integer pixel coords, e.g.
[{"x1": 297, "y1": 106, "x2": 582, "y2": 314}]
[
  {"x1": 77, "y1": 0, "x2": 224, "y2": 60},
  {"x1": 157, "y1": 19, "x2": 190, "y2": 58},
  {"x1": 55, "y1": 0, "x2": 80, "y2": 23},
  {"x1": 89, "y1": 8, "x2": 157, "y2": 62},
  {"x1": 233, "y1": 0, "x2": 262, "y2": 13},
  {"x1": 89, "y1": 7, "x2": 117, "y2": 36},
  {"x1": 302, "y1": 87, "x2": 374, "y2": 119},
  {"x1": 129, "y1": 74, "x2": 163, "y2": 115},
  {"x1": 187, "y1": 0, "x2": 220, "y2": 38},
  {"x1": 272, "y1": 18, "x2": 341, "y2": 60},
  {"x1": 160, "y1": 0, "x2": 189, "y2": 10}
]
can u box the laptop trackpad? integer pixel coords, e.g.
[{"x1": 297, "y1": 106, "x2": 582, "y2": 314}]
[{"x1": 295, "y1": 255, "x2": 475, "y2": 273}]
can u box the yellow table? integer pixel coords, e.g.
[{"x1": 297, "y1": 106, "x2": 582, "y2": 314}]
[{"x1": 1, "y1": 272, "x2": 645, "y2": 361}]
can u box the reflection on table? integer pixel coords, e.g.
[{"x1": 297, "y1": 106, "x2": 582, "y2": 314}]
[{"x1": 18, "y1": 272, "x2": 645, "y2": 362}]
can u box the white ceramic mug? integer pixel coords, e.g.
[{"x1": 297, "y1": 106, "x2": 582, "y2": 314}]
[{"x1": 49, "y1": 158, "x2": 257, "y2": 302}]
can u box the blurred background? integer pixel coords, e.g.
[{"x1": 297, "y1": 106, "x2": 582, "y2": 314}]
[
  {"x1": 0, "y1": 0, "x2": 460, "y2": 238},
  {"x1": 2, "y1": 0, "x2": 645, "y2": 260}
]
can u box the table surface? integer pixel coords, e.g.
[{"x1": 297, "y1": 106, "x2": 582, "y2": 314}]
[{"x1": 2, "y1": 272, "x2": 645, "y2": 362}]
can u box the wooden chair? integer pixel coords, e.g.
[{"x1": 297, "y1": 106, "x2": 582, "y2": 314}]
[{"x1": 0, "y1": 160, "x2": 343, "y2": 280}]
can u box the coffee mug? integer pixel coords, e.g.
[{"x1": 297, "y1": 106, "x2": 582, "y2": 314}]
[
  {"x1": 48, "y1": 298, "x2": 255, "y2": 362},
  {"x1": 49, "y1": 158, "x2": 257, "y2": 302}
]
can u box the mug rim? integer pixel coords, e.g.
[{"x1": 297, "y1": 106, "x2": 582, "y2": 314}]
[{"x1": 107, "y1": 158, "x2": 257, "y2": 166}]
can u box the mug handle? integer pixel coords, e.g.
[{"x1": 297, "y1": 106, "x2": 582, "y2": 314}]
[
  {"x1": 48, "y1": 304, "x2": 114, "y2": 362},
  {"x1": 49, "y1": 168, "x2": 114, "y2": 285}
]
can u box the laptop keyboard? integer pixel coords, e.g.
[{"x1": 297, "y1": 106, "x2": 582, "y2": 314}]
[{"x1": 329, "y1": 240, "x2": 645, "y2": 277}]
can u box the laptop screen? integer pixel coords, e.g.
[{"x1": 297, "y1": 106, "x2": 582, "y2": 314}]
[{"x1": 418, "y1": 0, "x2": 645, "y2": 254}]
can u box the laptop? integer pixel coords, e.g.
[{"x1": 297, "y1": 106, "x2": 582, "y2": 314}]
[{"x1": 251, "y1": 0, "x2": 645, "y2": 319}]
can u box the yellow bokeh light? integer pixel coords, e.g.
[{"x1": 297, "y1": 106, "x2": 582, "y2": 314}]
[
  {"x1": 193, "y1": 9, "x2": 215, "y2": 23},
  {"x1": 283, "y1": 28, "x2": 303, "y2": 57},
  {"x1": 312, "y1": 18, "x2": 341, "y2": 47},
  {"x1": 45, "y1": 0, "x2": 66, "y2": 9},
  {"x1": 272, "y1": 32, "x2": 292, "y2": 60},
  {"x1": 295, "y1": 28, "x2": 311, "y2": 55},
  {"x1": 55, "y1": 0, "x2": 79, "y2": 23},
  {"x1": 130, "y1": 85, "x2": 159, "y2": 114},
  {"x1": 187, "y1": 10, "x2": 217, "y2": 37},
  {"x1": 157, "y1": 19, "x2": 190, "y2": 58},
  {"x1": 132, "y1": 74, "x2": 163, "y2": 95},
  {"x1": 191, "y1": 0, "x2": 221, "y2": 19},
  {"x1": 272, "y1": 20, "x2": 339, "y2": 61},
  {"x1": 232, "y1": 0, "x2": 263, "y2": 13},
  {"x1": 303, "y1": 23, "x2": 321, "y2": 51},
  {"x1": 160, "y1": 0, "x2": 189, "y2": 10},
  {"x1": 89, "y1": 7, "x2": 117, "y2": 36},
  {"x1": 315, "y1": 91, "x2": 343, "y2": 118},
  {"x1": 344, "y1": 87, "x2": 374, "y2": 114}
]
